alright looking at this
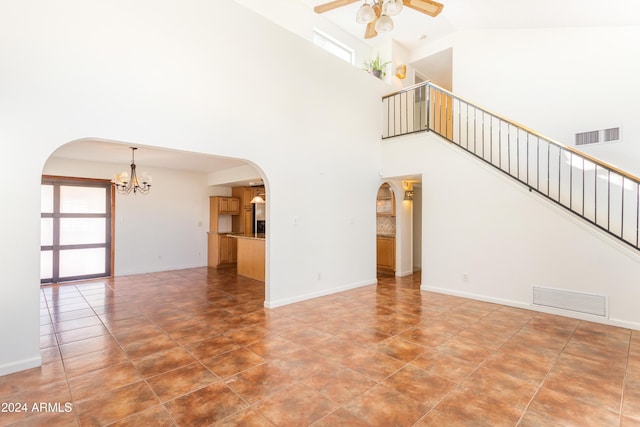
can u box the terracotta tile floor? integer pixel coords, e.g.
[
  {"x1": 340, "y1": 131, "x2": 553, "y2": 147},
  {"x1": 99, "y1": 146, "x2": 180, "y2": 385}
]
[{"x1": 2, "y1": 268, "x2": 639, "y2": 426}]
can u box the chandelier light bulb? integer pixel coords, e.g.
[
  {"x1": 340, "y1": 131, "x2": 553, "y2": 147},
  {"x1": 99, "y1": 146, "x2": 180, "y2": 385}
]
[
  {"x1": 375, "y1": 14, "x2": 394, "y2": 33},
  {"x1": 356, "y1": 3, "x2": 376, "y2": 24},
  {"x1": 382, "y1": 0, "x2": 403, "y2": 17}
]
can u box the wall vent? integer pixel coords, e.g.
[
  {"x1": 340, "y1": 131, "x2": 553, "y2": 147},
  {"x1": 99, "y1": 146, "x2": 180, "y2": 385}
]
[
  {"x1": 532, "y1": 286, "x2": 607, "y2": 317},
  {"x1": 575, "y1": 127, "x2": 621, "y2": 146}
]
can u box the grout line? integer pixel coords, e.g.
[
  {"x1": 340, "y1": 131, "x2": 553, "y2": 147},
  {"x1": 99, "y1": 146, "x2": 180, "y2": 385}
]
[{"x1": 514, "y1": 317, "x2": 581, "y2": 426}]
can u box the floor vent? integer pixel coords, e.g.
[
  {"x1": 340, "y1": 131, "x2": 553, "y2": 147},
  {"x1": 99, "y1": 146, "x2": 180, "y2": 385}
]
[{"x1": 532, "y1": 286, "x2": 607, "y2": 317}]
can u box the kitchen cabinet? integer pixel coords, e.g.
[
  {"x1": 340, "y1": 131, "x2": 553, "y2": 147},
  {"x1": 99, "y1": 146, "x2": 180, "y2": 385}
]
[
  {"x1": 209, "y1": 196, "x2": 240, "y2": 232},
  {"x1": 211, "y1": 196, "x2": 240, "y2": 215},
  {"x1": 232, "y1": 186, "x2": 265, "y2": 235},
  {"x1": 234, "y1": 235, "x2": 265, "y2": 281},
  {"x1": 216, "y1": 197, "x2": 240, "y2": 215},
  {"x1": 376, "y1": 236, "x2": 395, "y2": 273},
  {"x1": 208, "y1": 233, "x2": 237, "y2": 267}
]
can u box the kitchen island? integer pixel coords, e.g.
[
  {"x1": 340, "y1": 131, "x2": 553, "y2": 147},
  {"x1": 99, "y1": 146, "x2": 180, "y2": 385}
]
[{"x1": 230, "y1": 234, "x2": 265, "y2": 282}]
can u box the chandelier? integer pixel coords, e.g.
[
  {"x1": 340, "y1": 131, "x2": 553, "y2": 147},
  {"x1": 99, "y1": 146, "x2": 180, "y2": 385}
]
[
  {"x1": 112, "y1": 147, "x2": 152, "y2": 195},
  {"x1": 356, "y1": 0, "x2": 403, "y2": 34}
]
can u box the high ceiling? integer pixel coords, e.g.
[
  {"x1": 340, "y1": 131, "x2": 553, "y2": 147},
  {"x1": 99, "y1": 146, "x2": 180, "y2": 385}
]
[
  {"x1": 302, "y1": 0, "x2": 640, "y2": 50},
  {"x1": 49, "y1": 0, "x2": 640, "y2": 177}
]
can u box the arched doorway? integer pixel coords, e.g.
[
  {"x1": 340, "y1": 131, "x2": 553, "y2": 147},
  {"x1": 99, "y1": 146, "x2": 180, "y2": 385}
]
[
  {"x1": 375, "y1": 178, "x2": 422, "y2": 278},
  {"x1": 376, "y1": 182, "x2": 396, "y2": 275},
  {"x1": 42, "y1": 139, "x2": 270, "y2": 298}
]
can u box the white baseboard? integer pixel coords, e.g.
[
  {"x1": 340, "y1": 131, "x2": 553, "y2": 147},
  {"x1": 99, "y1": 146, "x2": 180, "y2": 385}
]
[
  {"x1": 115, "y1": 262, "x2": 207, "y2": 276},
  {"x1": 265, "y1": 279, "x2": 376, "y2": 308},
  {"x1": 395, "y1": 269, "x2": 414, "y2": 277},
  {"x1": 421, "y1": 285, "x2": 640, "y2": 331},
  {"x1": 0, "y1": 355, "x2": 42, "y2": 377}
]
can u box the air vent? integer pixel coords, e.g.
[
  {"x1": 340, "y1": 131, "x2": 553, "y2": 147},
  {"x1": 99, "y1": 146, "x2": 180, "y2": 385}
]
[
  {"x1": 575, "y1": 127, "x2": 621, "y2": 146},
  {"x1": 532, "y1": 286, "x2": 607, "y2": 317},
  {"x1": 603, "y1": 127, "x2": 620, "y2": 142}
]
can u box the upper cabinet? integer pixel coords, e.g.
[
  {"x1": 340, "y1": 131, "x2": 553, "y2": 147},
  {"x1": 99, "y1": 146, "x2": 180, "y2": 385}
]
[
  {"x1": 376, "y1": 183, "x2": 395, "y2": 216},
  {"x1": 218, "y1": 197, "x2": 240, "y2": 215},
  {"x1": 209, "y1": 196, "x2": 240, "y2": 232}
]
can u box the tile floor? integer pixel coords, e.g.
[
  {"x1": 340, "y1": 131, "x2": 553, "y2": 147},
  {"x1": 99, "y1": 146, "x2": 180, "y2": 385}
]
[{"x1": 1, "y1": 267, "x2": 639, "y2": 426}]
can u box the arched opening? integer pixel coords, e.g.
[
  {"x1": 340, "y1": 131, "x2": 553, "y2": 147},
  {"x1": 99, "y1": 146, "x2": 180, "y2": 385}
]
[
  {"x1": 41, "y1": 138, "x2": 271, "y2": 302},
  {"x1": 376, "y1": 178, "x2": 422, "y2": 280},
  {"x1": 376, "y1": 182, "x2": 396, "y2": 276}
]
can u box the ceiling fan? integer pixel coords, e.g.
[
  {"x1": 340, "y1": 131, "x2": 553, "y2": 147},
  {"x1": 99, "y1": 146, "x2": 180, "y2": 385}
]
[{"x1": 314, "y1": 0, "x2": 444, "y2": 39}]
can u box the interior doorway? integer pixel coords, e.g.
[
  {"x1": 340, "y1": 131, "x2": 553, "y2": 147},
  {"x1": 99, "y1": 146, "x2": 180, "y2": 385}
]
[
  {"x1": 376, "y1": 182, "x2": 396, "y2": 275},
  {"x1": 375, "y1": 178, "x2": 422, "y2": 278}
]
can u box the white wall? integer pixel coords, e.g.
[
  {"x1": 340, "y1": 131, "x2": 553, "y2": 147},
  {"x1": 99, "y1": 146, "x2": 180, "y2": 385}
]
[
  {"x1": 44, "y1": 157, "x2": 210, "y2": 275},
  {"x1": 412, "y1": 184, "x2": 423, "y2": 271},
  {"x1": 425, "y1": 27, "x2": 640, "y2": 176},
  {"x1": 382, "y1": 132, "x2": 640, "y2": 329},
  {"x1": 236, "y1": 0, "x2": 373, "y2": 68},
  {"x1": 0, "y1": 0, "x2": 384, "y2": 375}
]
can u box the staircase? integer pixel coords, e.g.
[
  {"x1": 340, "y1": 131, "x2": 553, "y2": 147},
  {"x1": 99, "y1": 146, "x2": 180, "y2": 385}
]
[{"x1": 382, "y1": 82, "x2": 640, "y2": 252}]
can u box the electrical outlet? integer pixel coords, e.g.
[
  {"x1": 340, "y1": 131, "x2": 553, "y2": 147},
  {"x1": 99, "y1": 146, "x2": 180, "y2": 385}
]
[{"x1": 462, "y1": 273, "x2": 469, "y2": 282}]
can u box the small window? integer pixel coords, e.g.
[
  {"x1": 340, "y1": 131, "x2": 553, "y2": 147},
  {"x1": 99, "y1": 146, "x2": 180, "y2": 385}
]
[{"x1": 313, "y1": 29, "x2": 354, "y2": 65}]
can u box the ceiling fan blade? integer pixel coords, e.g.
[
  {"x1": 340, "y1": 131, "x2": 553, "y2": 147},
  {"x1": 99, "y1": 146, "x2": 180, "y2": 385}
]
[
  {"x1": 402, "y1": 0, "x2": 444, "y2": 17},
  {"x1": 364, "y1": 21, "x2": 378, "y2": 39},
  {"x1": 364, "y1": 4, "x2": 381, "y2": 39},
  {"x1": 314, "y1": 0, "x2": 360, "y2": 14}
]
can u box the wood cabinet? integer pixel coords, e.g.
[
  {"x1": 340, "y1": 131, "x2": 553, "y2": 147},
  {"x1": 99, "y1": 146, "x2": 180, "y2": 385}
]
[
  {"x1": 208, "y1": 233, "x2": 237, "y2": 268},
  {"x1": 212, "y1": 196, "x2": 239, "y2": 216},
  {"x1": 232, "y1": 186, "x2": 265, "y2": 235},
  {"x1": 219, "y1": 197, "x2": 240, "y2": 215},
  {"x1": 236, "y1": 236, "x2": 265, "y2": 281},
  {"x1": 376, "y1": 236, "x2": 395, "y2": 273},
  {"x1": 209, "y1": 196, "x2": 240, "y2": 231}
]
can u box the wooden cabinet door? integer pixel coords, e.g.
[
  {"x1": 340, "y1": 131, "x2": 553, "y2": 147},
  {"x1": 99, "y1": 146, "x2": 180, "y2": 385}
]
[
  {"x1": 219, "y1": 198, "x2": 230, "y2": 214},
  {"x1": 228, "y1": 198, "x2": 240, "y2": 215},
  {"x1": 207, "y1": 234, "x2": 219, "y2": 267},
  {"x1": 243, "y1": 207, "x2": 253, "y2": 235},
  {"x1": 243, "y1": 187, "x2": 254, "y2": 208},
  {"x1": 229, "y1": 236, "x2": 238, "y2": 262},
  {"x1": 219, "y1": 235, "x2": 231, "y2": 263},
  {"x1": 376, "y1": 237, "x2": 395, "y2": 272},
  {"x1": 217, "y1": 197, "x2": 240, "y2": 215}
]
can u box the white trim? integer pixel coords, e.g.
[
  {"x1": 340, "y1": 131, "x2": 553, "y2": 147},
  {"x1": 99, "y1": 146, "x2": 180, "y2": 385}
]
[
  {"x1": 0, "y1": 355, "x2": 42, "y2": 376},
  {"x1": 264, "y1": 279, "x2": 375, "y2": 308},
  {"x1": 421, "y1": 285, "x2": 640, "y2": 330}
]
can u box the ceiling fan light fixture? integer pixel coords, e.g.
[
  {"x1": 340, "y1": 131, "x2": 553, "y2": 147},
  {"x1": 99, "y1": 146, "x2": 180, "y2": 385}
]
[
  {"x1": 382, "y1": 0, "x2": 403, "y2": 17},
  {"x1": 375, "y1": 14, "x2": 394, "y2": 33},
  {"x1": 355, "y1": 3, "x2": 376, "y2": 24}
]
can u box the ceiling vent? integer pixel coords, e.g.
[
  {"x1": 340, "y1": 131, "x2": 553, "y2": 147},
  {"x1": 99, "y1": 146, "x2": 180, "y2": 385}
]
[{"x1": 575, "y1": 127, "x2": 621, "y2": 146}]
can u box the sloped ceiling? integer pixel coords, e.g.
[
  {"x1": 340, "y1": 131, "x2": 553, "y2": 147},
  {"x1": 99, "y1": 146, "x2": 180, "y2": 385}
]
[{"x1": 302, "y1": 0, "x2": 640, "y2": 50}]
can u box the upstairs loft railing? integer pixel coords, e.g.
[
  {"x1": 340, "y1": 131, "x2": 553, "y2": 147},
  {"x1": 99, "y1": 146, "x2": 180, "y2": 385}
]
[{"x1": 382, "y1": 81, "x2": 640, "y2": 252}]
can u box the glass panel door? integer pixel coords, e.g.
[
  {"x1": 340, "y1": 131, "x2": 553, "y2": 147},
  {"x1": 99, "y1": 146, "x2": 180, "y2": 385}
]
[{"x1": 41, "y1": 177, "x2": 112, "y2": 283}]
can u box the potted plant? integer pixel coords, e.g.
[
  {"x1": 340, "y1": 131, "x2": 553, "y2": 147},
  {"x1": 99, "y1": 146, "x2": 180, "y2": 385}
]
[{"x1": 364, "y1": 53, "x2": 391, "y2": 79}]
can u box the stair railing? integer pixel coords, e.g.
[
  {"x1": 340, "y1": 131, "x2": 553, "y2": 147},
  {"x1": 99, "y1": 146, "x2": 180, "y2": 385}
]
[{"x1": 382, "y1": 81, "x2": 640, "y2": 251}]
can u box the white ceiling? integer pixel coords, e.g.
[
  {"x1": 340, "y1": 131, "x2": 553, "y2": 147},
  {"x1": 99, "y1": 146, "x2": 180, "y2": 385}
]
[
  {"x1": 303, "y1": 0, "x2": 640, "y2": 50},
  {"x1": 49, "y1": 1, "x2": 640, "y2": 178},
  {"x1": 51, "y1": 139, "x2": 249, "y2": 173}
]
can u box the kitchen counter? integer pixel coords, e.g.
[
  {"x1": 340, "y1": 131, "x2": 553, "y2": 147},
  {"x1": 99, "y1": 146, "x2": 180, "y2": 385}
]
[
  {"x1": 232, "y1": 234, "x2": 265, "y2": 281},
  {"x1": 228, "y1": 234, "x2": 265, "y2": 240}
]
